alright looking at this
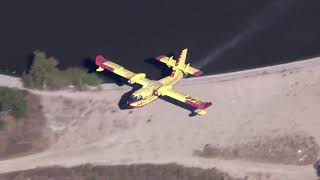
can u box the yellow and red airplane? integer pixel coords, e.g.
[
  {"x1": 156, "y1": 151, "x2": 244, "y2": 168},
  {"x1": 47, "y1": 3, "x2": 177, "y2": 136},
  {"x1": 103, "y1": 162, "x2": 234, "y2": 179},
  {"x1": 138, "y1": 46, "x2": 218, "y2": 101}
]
[{"x1": 95, "y1": 49, "x2": 212, "y2": 115}]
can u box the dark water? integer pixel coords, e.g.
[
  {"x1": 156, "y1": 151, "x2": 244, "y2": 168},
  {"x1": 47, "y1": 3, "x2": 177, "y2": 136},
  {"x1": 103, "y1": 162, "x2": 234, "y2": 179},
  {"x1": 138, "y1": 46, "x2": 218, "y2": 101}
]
[{"x1": 0, "y1": 0, "x2": 320, "y2": 80}]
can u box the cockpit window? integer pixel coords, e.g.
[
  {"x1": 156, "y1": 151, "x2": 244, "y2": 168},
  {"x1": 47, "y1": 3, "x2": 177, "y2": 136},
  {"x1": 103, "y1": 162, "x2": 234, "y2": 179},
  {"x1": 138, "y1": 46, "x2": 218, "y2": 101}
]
[{"x1": 130, "y1": 95, "x2": 142, "y2": 101}]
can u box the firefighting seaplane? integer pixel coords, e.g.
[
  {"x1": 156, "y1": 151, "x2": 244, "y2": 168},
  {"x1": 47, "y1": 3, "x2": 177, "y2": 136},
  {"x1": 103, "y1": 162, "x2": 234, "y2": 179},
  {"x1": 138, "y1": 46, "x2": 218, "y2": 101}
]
[{"x1": 96, "y1": 49, "x2": 212, "y2": 115}]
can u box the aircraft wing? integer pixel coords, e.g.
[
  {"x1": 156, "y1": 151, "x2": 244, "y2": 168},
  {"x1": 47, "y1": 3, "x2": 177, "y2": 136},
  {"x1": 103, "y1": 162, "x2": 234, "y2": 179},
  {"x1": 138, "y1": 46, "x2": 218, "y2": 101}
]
[
  {"x1": 96, "y1": 55, "x2": 150, "y2": 87},
  {"x1": 162, "y1": 88, "x2": 212, "y2": 112}
]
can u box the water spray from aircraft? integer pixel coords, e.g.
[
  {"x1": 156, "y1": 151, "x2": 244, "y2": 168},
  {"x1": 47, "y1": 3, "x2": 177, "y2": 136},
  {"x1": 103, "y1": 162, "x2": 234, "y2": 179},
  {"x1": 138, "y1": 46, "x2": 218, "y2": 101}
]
[{"x1": 196, "y1": 0, "x2": 297, "y2": 69}]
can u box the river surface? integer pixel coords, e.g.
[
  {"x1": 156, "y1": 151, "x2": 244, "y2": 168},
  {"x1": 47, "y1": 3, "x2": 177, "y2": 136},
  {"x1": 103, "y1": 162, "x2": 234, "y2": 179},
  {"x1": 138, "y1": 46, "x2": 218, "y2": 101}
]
[{"x1": 0, "y1": 0, "x2": 320, "y2": 80}]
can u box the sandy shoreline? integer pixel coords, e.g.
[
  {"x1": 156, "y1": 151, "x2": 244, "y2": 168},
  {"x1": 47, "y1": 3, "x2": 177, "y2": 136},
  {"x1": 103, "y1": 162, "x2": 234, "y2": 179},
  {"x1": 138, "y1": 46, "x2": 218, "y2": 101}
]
[{"x1": 1, "y1": 56, "x2": 320, "y2": 90}]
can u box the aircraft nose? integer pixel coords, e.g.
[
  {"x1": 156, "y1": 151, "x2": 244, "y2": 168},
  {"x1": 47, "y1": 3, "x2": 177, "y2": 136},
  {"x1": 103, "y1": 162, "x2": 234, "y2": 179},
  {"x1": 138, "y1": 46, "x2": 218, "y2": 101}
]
[
  {"x1": 127, "y1": 101, "x2": 135, "y2": 108},
  {"x1": 126, "y1": 99, "x2": 133, "y2": 105},
  {"x1": 127, "y1": 101, "x2": 133, "y2": 108},
  {"x1": 128, "y1": 103, "x2": 138, "y2": 109},
  {"x1": 128, "y1": 101, "x2": 140, "y2": 108}
]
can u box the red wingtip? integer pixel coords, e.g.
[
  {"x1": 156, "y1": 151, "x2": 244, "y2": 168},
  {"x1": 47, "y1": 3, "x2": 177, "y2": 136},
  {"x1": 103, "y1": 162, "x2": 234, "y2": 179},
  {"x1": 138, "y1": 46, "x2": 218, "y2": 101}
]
[
  {"x1": 203, "y1": 102, "x2": 212, "y2": 109},
  {"x1": 155, "y1": 55, "x2": 166, "y2": 61},
  {"x1": 95, "y1": 55, "x2": 108, "y2": 66},
  {"x1": 185, "y1": 100, "x2": 212, "y2": 110},
  {"x1": 193, "y1": 70, "x2": 203, "y2": 77},
  {"x1": 197, "y1": 101, "x2": 212, "y2": 110}
]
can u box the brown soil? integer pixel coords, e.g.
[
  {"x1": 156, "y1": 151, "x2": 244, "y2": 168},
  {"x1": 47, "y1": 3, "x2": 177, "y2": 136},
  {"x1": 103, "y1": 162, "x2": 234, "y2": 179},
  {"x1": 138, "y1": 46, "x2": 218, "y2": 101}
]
[
  {"x1": 0, "y1": 91, "x2": 51, "y2": 159},
  {"x1": 0, "y1": 163, "x2": 242, "y2": 180},
  {"x1": 194, "y1": 134, "x2": 320, "y2": 165}
]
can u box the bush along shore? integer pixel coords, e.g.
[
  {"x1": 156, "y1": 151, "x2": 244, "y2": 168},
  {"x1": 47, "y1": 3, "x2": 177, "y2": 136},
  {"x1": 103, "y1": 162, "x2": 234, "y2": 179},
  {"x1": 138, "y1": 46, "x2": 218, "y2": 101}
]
[{"x1": 22, "y1": 50, "x2": 103, "y2": 91}]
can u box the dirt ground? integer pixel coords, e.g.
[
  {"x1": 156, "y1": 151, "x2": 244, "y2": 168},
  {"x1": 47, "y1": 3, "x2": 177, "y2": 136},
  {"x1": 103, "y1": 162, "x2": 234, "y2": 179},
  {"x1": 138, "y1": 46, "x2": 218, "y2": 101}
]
[
  {"x1": 0, "y1": 91, "x2": 51, "y2": 160},
  {"x1": 194, "y1": 133, "x2": 320, "y2": 165},
  {"x1": 0, "y1": 163, "x2": 241, "y2": 180}
]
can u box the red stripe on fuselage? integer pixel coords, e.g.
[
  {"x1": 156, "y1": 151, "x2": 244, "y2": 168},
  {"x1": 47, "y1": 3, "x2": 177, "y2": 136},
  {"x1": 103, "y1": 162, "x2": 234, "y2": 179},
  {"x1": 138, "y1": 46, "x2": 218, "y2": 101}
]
[
  {"x1": 176, "y1": 59, "x2": 180, "y2": 66},
  {"x1": 170, "y1": 70, "x2": 176, "y2": 77},
  {"x1": 128, "y1": 105, "x2": 144, "y2": 109}
]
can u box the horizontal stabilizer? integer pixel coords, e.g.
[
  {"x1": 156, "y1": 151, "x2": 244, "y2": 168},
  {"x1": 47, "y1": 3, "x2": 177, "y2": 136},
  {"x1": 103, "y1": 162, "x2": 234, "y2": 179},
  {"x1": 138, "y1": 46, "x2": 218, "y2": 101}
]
[
  {"x1": 155, "y1": 55, "x2": 176, "y2": 67},
  {"x1": 184, "y1": 65, "x2": 203, "y2": 77},
  {"x1": 154, "y1": 49, "x2": 203, "y2": 77}
]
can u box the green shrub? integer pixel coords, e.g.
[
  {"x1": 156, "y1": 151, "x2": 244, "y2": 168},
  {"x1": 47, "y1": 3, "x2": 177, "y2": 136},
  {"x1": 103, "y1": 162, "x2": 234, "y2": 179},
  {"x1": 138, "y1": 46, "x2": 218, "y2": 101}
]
[
  {"x1": 0, "y1": 118, "x2": 5, "y2": 130},
  {"x1": 0, "y1": 120, "x2": 4, "y2": 130},
  {"x1": 65, "y1": 67, "x2": 103, "y2": 90},
  {"x1": 22, "y1": 50, "x2": 60, "y2": 89},
  {"x1": 0, "y1": 87, "x2": 27, "y2": 119},
  {"x1": 22, "y1": 50, "x2": 103, "y2": 90}
]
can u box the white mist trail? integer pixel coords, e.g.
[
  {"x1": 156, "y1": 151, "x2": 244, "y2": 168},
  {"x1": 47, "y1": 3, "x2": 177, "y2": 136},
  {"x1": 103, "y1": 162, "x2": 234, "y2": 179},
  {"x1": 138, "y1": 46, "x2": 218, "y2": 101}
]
[{"x1": 196, "y1": 0, "x2": 297, "y2": 69}]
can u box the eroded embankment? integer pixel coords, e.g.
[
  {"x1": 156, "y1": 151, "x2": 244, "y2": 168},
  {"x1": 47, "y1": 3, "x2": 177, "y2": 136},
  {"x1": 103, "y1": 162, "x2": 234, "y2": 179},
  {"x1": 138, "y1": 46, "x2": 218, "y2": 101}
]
[
  {"x1": 0, "y1": 163, "x2": 242, "y2": 180},
  {"x1": 0, "y1": 91, "x2": 51, "y2": 159},
  {"x1": 194, "y1": 133, "x2": 320, "y2": 165}
]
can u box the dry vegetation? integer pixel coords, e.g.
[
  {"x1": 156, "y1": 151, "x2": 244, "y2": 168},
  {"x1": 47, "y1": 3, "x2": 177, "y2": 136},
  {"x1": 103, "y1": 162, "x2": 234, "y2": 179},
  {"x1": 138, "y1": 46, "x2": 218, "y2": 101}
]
[
  {"x1": 0, "y1": 163, "x2": 241, "y2": 180},
  {"x1": 0, "y1": 91, "x2": 51, "y2": 159},
  {"x1": 194, "y1": 133, "x2": 320, "y2": 165}
]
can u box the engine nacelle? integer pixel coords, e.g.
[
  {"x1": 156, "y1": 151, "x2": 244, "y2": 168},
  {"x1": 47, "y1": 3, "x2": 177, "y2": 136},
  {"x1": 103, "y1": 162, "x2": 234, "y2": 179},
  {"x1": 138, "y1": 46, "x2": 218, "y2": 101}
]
[{"x1": 128, "y1": 73, "x2": 146, "y2": 84}]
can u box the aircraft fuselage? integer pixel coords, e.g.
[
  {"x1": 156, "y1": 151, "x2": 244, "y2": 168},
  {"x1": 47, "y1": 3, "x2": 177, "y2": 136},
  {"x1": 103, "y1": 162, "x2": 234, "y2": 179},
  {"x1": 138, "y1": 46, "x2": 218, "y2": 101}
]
[{"x1": 128, "y1": 69, "x2": 184, "y2": 108}]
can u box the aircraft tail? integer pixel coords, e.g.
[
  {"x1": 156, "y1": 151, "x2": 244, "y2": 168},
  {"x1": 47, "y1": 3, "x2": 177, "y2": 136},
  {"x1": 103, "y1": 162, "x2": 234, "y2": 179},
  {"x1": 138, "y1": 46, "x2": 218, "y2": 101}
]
[
  {"x1": 176, "y1": 48, "x2": 187, "y2": 68},
  {"x1": 155, "y1": 48, "x2": 203, "y2": 77}
]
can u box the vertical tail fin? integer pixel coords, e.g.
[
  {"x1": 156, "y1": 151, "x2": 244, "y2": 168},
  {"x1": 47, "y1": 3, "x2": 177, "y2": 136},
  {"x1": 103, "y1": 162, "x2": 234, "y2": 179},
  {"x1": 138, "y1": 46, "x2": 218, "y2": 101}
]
[{"x1": 177, "y1": 48, "x2": 188, "y2": 67}]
